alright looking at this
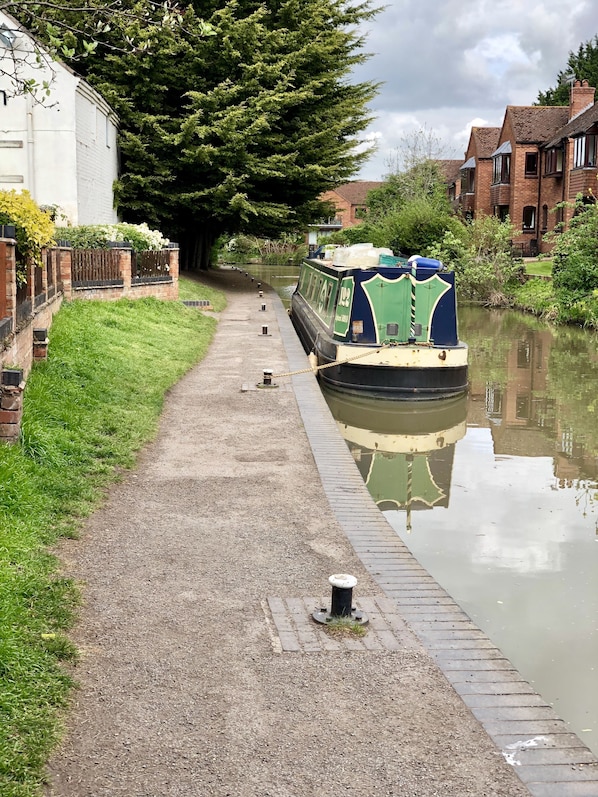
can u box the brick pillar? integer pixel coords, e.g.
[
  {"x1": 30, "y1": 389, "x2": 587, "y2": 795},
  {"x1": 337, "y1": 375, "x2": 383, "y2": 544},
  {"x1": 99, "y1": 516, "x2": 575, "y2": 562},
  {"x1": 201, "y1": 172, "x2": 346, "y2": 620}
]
[
  {"x1": 119, "y1": 248, "x2": 132, "y2": 293},
  {"x1": 33, "y1": 329, "x2": 49, "y2": 361},
  {"x1": 2, "y1": 238, "x2": 17, "y2": 327},
  {"x1": 168, "y1": 247, "x2": 180, "y2": 299},
  {"x1": 57, "y1": 246, "x2": 72, "y2": 300},
  {"x1": 0, "y1": 381, "x2": 24, "y2": 444}
]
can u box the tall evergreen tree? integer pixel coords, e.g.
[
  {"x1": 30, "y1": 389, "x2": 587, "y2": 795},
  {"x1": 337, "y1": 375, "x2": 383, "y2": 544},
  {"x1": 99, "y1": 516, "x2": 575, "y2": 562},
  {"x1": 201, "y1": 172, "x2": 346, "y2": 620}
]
[
  {"x1": 537, "y1": 35, "x2": 598, "y2": 105},
  {"x1": 50, "y1": 0, "x2": 379, "y2": 270}
]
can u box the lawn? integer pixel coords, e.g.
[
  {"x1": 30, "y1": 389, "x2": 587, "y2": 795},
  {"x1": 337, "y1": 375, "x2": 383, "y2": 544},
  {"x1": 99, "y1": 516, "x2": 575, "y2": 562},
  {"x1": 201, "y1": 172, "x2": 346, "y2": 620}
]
[{"x1": 0, "y1": 279, "x2": 224, "y2": 796}]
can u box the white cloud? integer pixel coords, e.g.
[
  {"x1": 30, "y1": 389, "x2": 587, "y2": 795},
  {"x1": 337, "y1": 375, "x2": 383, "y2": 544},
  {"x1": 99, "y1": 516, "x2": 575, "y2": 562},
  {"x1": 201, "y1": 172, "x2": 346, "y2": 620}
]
[{"x1": 352, "y1": 0, "x2": 598, "y2": 180}]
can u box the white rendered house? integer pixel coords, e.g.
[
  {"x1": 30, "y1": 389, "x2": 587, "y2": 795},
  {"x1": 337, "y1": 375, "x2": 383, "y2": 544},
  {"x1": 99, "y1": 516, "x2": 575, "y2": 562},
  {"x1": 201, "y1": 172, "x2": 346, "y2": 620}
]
[{"x1": 0, "y1": 12, "x2": 118, "y2": 224}]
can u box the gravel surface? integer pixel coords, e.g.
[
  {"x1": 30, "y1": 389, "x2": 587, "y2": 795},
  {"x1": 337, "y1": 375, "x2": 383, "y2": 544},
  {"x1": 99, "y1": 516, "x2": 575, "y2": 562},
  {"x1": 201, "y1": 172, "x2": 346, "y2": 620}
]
[{"x1": 45, "y1": 269, "x2": 530, "y2": 796}]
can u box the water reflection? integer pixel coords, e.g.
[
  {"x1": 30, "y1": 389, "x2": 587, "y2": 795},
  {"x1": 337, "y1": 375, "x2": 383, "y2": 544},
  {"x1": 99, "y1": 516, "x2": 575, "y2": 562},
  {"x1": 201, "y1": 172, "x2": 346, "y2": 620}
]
[
  {"x1": 323, "y1": 388, "x2": 466, "y2": 531},
  {"x1": 244, "y1": 264, "x2": 598, "y2": 755},
  {"x1": 390, "y1": 307, "x2": 598, "y2": 756}
]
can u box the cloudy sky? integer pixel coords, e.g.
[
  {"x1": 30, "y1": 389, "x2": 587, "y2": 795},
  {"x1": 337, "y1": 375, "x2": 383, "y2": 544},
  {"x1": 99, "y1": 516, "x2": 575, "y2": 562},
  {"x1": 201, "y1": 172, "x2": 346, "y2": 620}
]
[{"x1": 352, "y1": 0, "x2": 598, "y2": 180}]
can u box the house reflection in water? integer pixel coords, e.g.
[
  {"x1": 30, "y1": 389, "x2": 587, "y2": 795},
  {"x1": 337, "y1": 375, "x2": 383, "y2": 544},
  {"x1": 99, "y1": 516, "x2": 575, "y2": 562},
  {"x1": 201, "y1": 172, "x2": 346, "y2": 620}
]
[
  {"x1": 466, "y1": 319, "x2": 598, "y2": 492},
  {"x1": 322, "y1": 389, "x2": 467, "y2": 531}
]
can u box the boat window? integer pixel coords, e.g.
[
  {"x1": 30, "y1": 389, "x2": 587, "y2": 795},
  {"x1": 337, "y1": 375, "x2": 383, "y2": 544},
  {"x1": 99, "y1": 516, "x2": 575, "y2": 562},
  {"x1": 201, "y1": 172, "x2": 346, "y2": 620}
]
[{"x1": 386, "y1": 323, "x2": 399, "y2": 336}]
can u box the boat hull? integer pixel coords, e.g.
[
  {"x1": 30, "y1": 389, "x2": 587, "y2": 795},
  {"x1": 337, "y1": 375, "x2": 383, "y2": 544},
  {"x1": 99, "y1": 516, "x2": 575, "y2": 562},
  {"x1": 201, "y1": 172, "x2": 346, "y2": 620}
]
[{"x1": 291, "y1": 292, "x2": 468, "y2": 400}]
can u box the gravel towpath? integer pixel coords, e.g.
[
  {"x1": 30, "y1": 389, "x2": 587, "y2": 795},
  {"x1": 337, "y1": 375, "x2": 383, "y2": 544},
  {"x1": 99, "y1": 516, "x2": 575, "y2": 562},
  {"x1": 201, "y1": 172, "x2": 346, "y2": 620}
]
[{"x1": 45, "y1": 269, "x2": 531, "y2": 797}]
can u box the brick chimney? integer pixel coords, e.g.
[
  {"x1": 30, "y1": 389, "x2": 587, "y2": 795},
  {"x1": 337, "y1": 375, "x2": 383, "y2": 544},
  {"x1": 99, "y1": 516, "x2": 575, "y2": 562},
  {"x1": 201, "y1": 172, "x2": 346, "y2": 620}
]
[{"x1": 569, "y1": 79, "x2": 596, "y2": 120}]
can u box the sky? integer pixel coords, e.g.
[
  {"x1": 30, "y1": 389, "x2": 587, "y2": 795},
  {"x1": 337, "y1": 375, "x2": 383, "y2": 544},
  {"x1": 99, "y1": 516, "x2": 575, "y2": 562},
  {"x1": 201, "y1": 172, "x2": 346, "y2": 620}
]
[{"x1": 352, "y1": 0, "x2": 598, "y2": 181}]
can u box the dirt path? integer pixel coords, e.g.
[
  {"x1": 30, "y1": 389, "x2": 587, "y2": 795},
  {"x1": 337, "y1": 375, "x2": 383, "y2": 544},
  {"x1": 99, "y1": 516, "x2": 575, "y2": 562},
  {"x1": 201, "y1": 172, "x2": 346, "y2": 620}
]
[{"x1": 45, "y1": 270, "x2": 529, "y2": 797}]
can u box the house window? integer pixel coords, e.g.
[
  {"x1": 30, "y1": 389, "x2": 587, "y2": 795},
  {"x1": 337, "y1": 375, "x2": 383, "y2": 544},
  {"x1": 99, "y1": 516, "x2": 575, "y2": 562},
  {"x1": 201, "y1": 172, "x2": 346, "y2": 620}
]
[
  {"x1": 545, "y1": 148, "x2": 563, "y2": 174},
  {"x1": 461, "y1": 168, "x2": 475, "y2": 193},
  {"x1": 495, "y1": 205, "x2": 509, "y2": 222},
  {"x1": 492, "y1": 153, "x2": 510, "y2": 184},
  {"x1": 574, "y1": 134, "x2": 597, "y2": 168},
  {"x1": 354, "y1": 206, "x2": 366, "y2": 219},
  {"x1": 523, "y1": 206, "x2": 536, "y2": 232},
  {"x1": 525, "y1": 152, "x2": 538, "y2": 176},
  {"x1": 541, "y1": 204, "x2": 548, "y2": 233}
]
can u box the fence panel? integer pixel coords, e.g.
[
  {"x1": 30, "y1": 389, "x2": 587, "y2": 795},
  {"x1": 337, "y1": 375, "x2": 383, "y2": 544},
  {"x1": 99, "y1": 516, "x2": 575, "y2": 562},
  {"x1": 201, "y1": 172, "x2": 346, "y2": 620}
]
[
  {"x1": 132, "y1": 250, "x2": 171, "y2": 282},
  {"x1": 71, "y1": 249, "x2": 123, "y2": 286}
]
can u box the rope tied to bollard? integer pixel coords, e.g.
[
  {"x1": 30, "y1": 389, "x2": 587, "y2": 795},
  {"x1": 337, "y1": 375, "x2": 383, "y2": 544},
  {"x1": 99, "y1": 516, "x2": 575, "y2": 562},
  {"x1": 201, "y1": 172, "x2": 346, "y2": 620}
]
[{"x1": 269, "y1": 341, "x2": 392, "y2": 380}]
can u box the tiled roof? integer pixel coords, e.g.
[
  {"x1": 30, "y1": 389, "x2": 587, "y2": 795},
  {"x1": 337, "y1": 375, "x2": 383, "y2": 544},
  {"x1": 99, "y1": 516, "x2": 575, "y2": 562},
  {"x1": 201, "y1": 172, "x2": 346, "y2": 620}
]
[
  {"x1": 472, "y1": 127, "x2": 501, "y2": 158},
  {"x1": 437, "y1": 159, "x2": 463, "y2": 184},
  {"x1": 332, "y1": 181, "x2": 384, "y2": 204},
  {"x1": 506, "y1": 106, "x2": 570, "y2": 144},
  {"x1": 545, "y1": 102, "x2": 598, "y2": 147}
]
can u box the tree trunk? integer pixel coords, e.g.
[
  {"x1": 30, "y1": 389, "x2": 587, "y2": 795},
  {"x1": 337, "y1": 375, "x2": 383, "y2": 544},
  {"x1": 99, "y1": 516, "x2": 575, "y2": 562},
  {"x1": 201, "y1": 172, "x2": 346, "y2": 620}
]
[{"x1": 180, "y1": 227, "x2": 220, "y2": 272}]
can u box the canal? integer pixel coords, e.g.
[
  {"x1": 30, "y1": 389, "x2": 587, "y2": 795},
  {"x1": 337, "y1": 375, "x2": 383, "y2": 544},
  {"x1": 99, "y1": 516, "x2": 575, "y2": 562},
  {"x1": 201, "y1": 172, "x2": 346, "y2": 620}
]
[{"x1": 243, "y1": 263, "x2": 598, "y2": 757}]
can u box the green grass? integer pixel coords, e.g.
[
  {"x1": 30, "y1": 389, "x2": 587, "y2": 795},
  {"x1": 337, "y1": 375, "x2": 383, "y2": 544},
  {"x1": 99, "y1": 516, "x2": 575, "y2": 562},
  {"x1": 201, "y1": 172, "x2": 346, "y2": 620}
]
[
  {"x1": 178, "y1": 272, "x2": 227, "y2": 311},
  {"x1": 0, "y1": 291, "x2": 224, "y2": 796},
  {"x1": 512, "y1": 278, "x2": 557, "y2": 317},
  {"x1": 524, "y1": 259, "x2": 553, "y2": 277}
]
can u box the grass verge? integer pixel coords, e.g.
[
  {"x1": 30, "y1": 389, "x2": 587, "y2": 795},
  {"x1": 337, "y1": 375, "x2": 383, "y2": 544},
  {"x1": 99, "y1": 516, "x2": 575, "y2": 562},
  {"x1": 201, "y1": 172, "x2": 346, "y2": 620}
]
[{"x1": 0, "y1": 283, "x2": 224, "y2": 797}]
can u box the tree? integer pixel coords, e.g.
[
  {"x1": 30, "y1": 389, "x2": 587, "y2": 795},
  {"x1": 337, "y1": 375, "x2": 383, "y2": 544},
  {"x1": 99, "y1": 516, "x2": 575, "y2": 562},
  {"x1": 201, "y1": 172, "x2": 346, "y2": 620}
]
[
  {"x1": 4, "y1": 1, "x2": 195, "y2": 100},
  {"x1": 536, "y1": 35, "x2": 598, "y2": 105},
  {"x1": 48, "y1": 0, "x2": 379, "y2": 270}
]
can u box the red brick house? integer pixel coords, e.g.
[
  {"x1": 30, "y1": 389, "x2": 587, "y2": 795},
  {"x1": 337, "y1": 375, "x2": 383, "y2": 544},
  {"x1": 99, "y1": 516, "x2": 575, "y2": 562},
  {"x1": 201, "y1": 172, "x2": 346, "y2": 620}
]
[
  {"x1": 307, "y1": 181, "x2": 383, "y2": 249},
  {"x1": 457, "y1": 80, "x2": 598, "y2": 255},
  {"x1": 458, "y1": 128, "x2": 500, "y2": 219}
]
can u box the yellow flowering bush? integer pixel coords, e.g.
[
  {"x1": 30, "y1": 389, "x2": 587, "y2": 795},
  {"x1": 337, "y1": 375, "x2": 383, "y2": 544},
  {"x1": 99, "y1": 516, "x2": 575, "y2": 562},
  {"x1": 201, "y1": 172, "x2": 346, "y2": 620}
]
[{"x1": 0, "y1": 190, "x2": 56, "y2": 280}]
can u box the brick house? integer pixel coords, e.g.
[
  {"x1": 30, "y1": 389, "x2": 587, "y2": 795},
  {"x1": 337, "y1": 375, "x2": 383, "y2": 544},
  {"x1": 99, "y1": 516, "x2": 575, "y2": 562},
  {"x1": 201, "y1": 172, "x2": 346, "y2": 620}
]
[
  {"x1": 307, "y1": 181, "x2": 383, "y2": 249},
  {"x1": 457, "y1": 80, "x2": 597, "y2": 255},
  {"x1": 458, "y1": 128, "x2": 500, "y2": 219}
]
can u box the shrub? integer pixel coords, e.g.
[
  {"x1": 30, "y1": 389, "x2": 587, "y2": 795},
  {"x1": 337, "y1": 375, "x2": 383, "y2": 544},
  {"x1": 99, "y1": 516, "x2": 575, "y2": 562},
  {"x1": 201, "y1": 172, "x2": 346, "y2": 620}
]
[
  {"x1": 54, "y1": 222, "x2": 169, "y2": 251},
  {"x1": 0, "y1": 190, "x2": 55, "y2": 276}
]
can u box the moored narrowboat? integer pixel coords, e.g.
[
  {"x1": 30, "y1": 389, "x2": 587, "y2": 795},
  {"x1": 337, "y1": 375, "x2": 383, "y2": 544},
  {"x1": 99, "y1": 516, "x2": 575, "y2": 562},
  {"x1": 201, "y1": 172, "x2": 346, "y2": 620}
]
[{"x1": 289, "y1": 244, "x2": 468, "y2": 400}]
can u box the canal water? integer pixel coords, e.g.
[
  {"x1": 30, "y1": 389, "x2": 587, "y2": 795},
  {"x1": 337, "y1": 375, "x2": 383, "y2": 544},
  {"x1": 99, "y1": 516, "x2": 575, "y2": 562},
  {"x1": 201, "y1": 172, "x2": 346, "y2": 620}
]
[{"x1": 243, "y1": 264, "x2": 598, "y2": 756}]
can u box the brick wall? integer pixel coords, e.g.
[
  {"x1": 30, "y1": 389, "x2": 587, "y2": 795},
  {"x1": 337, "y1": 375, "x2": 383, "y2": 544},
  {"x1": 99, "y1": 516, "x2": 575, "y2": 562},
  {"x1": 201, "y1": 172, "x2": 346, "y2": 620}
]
[{"x1": 1, "y1": 241, "x2": 180, "y2": 386}]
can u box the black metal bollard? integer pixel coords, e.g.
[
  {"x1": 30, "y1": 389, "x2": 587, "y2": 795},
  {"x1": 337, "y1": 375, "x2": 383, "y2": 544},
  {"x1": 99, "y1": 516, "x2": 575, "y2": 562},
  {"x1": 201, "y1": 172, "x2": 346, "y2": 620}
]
[{"x1": 329, "y1": 574, "x2": 357, "y2": 617}]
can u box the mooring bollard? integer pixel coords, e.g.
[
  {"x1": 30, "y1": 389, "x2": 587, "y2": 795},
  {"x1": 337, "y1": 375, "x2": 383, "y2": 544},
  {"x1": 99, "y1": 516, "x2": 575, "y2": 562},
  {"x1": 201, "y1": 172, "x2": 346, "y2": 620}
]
[
  {"x1": 262, "y1": 369, "x2": 272, "y2": 386},
  {"x1": 260, "y1": 303, "x2": 266, "y2": 312},
  {"x1": 258, "y1": 290, "x2": 263, "y2": 298},
  {"x1": 312, "y1": 573, "x2": 368, "y2": 625},
  {"x1": 329, "y1": 573, "x2": 357, "y2": 617},
  {"x1": 262, "y1": 324, "x2": 268, "y2": 335}
]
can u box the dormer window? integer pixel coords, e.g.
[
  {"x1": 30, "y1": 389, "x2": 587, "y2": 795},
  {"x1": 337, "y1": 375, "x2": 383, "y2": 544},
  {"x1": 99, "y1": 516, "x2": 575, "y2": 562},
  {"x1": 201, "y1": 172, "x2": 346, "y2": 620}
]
[
  {"x1": 574, "y1": 134, "x2": 597, "y2": 168},
  {"x1": 492, "y1": 141, "x2": 511, "y2": 184}
]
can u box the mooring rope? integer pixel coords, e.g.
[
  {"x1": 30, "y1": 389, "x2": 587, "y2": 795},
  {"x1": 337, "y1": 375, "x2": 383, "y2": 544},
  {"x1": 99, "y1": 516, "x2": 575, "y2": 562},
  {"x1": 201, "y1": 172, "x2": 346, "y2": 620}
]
[{"x1": 270, "y1": 342, "x2": 391, "y2": 380}]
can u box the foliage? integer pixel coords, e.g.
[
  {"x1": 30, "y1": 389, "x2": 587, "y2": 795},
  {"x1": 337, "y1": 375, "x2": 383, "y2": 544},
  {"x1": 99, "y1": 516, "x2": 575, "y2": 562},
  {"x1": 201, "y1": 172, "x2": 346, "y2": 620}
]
[
  {"x1": 220, "y1": 234, "x2": 307, "y2": 265},
  {"x1": 53, "y1": 0, "x2": 379, "y2": 271},
  {"x1": 54, "y1": 222, "x2": 169, "y2": 251},
  {"x1": 536, "y1": 35, "x2": 598, "y2": 105},
  {"x1": 0, "y1": 190, "x2": 55, "y2": 279},
  {"x1": 8, "y1": 1, "x2": 208, "y2": 102},
  {"x1": 511, "y1": 278, "x2": 557, "y2": 319},
  {"x1": 0, "y1": 295, "x2": 220, "y2": 796},
  {"x1": 429, "y1": 214, "x2": 523, "y2": 304},
  {"x1": 548, "y1": 198, "x2": 598, "y2": 324},
  {"x1": 335, "y1": 138, "x2": 460, "y2": 256}
]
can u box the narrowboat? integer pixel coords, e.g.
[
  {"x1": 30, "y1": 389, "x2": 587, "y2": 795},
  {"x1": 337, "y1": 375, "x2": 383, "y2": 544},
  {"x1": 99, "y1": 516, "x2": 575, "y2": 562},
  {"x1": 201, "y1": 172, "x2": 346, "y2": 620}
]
[{"x1": 289, "y1": 244, "x2": 468, "y2": 399}]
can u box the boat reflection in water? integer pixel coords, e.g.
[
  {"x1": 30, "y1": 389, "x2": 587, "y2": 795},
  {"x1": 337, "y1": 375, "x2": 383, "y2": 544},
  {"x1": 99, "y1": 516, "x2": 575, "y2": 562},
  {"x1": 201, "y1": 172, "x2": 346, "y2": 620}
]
[{"x1": 323, "y1": 388, "x2": 467, "y2": 531}]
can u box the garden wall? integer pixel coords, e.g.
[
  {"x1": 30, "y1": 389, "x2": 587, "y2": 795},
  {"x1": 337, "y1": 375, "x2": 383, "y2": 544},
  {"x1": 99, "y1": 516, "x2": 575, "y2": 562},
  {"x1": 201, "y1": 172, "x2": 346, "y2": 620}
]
[{"x1": 0, "y1": 237, "x2": 180, "y2": 380}]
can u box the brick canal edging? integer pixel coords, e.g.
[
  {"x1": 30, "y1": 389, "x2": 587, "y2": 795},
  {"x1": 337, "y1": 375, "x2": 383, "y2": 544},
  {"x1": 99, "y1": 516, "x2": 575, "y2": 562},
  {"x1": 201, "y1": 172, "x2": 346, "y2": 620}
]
[{"x1": 272, "y1": 295, "x2": 598, "y2": 797}]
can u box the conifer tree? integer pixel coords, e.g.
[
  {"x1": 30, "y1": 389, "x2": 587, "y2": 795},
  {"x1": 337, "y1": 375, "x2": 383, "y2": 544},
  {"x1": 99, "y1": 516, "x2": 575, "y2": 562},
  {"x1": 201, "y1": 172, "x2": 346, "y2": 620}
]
[
  {"x1": 537, "y1": 35, "x2": 598, "y2": 105},
  {"x1": 49, "y1": 0, "x2": 380, "y2": 270}
]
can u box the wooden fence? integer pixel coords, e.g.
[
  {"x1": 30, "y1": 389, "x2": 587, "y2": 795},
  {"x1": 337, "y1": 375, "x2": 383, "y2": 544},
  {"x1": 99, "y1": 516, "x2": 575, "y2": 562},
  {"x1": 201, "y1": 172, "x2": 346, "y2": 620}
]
[{"x1": 71, "y1": 249, "x2": 123, "y2": 286}]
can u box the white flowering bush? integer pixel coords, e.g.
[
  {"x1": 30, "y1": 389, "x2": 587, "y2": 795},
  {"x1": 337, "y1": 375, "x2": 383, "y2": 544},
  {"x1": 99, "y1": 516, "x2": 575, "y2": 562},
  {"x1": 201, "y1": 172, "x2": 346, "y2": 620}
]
[{"x1": 54, "y1": 222, "x2": 170, "y2": 251}]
